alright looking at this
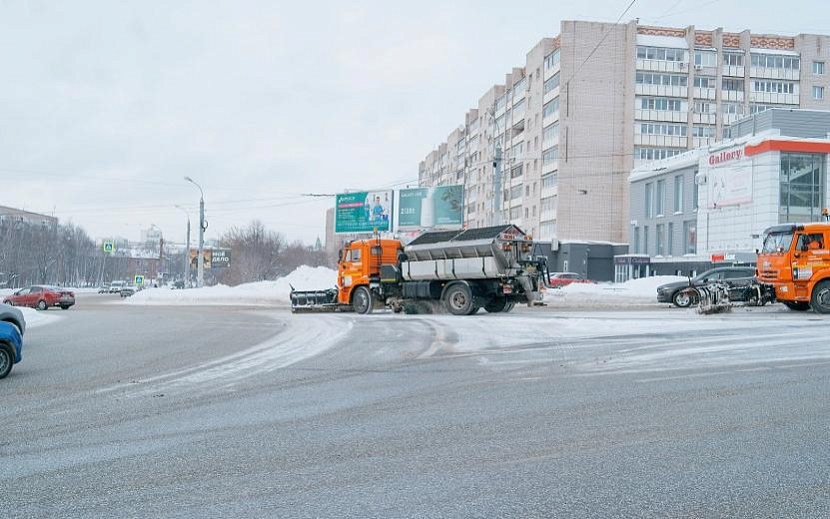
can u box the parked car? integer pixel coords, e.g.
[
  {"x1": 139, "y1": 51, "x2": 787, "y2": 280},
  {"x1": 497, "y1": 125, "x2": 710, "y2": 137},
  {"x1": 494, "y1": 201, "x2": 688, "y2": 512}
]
[
  {"x1": 2, "y1": 285, "x2": 76, "y2": 310},
  {"x1": 656, "y1": 266, "x2": 757, "y2": 308},
  {"x1": 98, "y1": 284, "x2": 110, "y2": 294},
  {"x1": 548, "y1": 272, "x2": 595, "y2": 288},
  {"x1": 0, "y1": 303, "x2": 26, "y2": 336},
  {"x1": 0, "y1": 320, "x2": 23, "y2": 379},
  {"x1": 109, "y1": 280, "x2": 127, "y2": 293},
  {"x1": 120, "y1": 286, "x2": 137, "y2": 298}
]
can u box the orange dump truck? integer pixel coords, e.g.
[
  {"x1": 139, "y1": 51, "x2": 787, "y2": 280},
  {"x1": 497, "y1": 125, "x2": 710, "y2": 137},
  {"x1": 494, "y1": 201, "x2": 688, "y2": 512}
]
[
  {"x1": 290, "y1": 224, "x2": 549, "y2": 315},
  {"x1": 757, "y1": 222, "x2": 830, "y2": 313}
]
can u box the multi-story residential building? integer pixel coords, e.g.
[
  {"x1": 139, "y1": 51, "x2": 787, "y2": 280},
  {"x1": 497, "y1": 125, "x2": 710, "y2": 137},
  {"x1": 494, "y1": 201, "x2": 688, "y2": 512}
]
[
  {"x1": 419, "y1": 20, "x2": 830, "y2": 243},
  {"x1": 0, "y1": 205, "x2": 58, "y2": 228}
]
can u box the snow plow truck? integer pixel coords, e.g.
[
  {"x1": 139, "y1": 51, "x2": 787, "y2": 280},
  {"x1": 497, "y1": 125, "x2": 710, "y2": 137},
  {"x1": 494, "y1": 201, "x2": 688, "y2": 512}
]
[{"x1": 290, "y1": 224, "x2": 550, "y2": 315}]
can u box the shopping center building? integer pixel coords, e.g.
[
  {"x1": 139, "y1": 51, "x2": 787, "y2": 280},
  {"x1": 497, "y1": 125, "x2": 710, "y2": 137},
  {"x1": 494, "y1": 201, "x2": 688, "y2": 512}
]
[{"x1": 627, "y1": 109, "x2": 830, "y2": 278}]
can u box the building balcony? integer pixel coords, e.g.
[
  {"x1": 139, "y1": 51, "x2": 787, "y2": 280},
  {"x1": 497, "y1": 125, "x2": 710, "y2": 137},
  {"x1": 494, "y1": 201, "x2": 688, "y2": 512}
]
[
  {"x1": 722, "y1": 65, "x2": 745, "y2": 77},
  {"x1": 543, "y1": 87, "x2": 560, "y2": 105},
  {"x1": 722, "y1": 112, "x2": 744, "y2": 126},
  {"x1": 722, "y1": 90, "x2": 745, "y2": 102},
  {"x1": 749, "y1": 67, "x2": 800, "y2": 81},
  {"x1": 634, "y1": 134, "x2": 688, "y2": 147},
  {"x1": 540, "y1": 209, "x2": 556, "y2": 221},
  {"x1": 636, "y1": 59, "x2": 689, "y2": 74},
  {"x1": 542, "y1": 112, "x2": 560, "y2": 128},
  {"x1": 692, "y1": 87, "x2": 716, "y2": 100},
  {"x1": 541, "y1": 185, "x2": 557, "y2": 198},
  {"x1": 749, "y1": 91, "x2": 799, "y2": 105},
  {"x1": 542, "y1": 159, "x2": 559, "y2": 174},
  {"x1": 693, "y1": 65, "x2": 718, "y2": 77},
  {"x1": 634, "y1": 109, "x2": 688, "y2": 123},
  {"x1": 693, "y1": 137, "x2": 716, "y2": 148},
  {"x1": 692, "y1": 112, "x2": 717, "y2": 125},
  {"x1": 543, "y1": 62, "x2": 560, "y2": 81},
  {"x1": 635, "y1": 84, "x2": 688, "y2": 98}
]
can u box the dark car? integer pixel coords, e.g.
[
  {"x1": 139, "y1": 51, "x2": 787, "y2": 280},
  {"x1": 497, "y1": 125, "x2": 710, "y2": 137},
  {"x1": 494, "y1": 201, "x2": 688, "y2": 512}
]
[
  {"x1": 0, "y1": 303, "x2": 26, "y2": 336},
  {"x1": 657, "y1": 266, "x2": 757, "y2": 307},
  {"x1": 0, "y1": 321, "x2": 23, "y2": 379},
  {"x1": 548, "y1": 272, "x2": 596, "y2": 288},
  {"x1": 2, "y1": 285, "x2": 76, "y2": 310},
  {"x1": 120, "y1": 286, "x2": 137, "y2": 298}
]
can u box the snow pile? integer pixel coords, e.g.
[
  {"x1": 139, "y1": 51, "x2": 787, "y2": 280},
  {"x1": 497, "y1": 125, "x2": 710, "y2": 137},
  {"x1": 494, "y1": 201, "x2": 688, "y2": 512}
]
[
  {"x1": 124, "y1": 266, "x2": 338, "y2": 306},
  {"x1": 544, "y1": 275, "x2": 688, "y2": 307},
  {"x1": 19, "y1": 307, "x2": 62, "y2": 330}
]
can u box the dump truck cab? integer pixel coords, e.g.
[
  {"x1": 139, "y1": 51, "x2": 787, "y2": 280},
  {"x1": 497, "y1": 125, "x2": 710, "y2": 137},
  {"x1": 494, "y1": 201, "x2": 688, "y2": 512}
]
[
  {"x1": 337, "y1": 238, "x2": 403, "y2": 308},
  {"x1": 757, "y1": 222, "x2": 830, "y2": 312}
]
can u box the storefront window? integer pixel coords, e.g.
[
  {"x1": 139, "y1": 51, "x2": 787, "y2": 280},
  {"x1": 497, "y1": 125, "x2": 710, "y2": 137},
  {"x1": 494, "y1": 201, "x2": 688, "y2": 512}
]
[{"x1": 779, "y1": 153, "x2": 826, "y2": 223}]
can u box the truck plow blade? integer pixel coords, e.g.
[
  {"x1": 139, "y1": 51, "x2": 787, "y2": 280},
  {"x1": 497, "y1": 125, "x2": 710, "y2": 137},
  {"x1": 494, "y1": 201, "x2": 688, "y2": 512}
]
[{"x1": 290, "y1": 287, "x2": 342, "y2": 313}]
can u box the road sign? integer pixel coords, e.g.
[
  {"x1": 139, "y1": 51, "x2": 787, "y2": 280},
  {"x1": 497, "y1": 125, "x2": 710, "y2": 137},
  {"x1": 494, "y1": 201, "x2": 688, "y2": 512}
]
[
  {"x1": 103, "y1": 241, "x2": 115, "y2": 253},
  {"x1": 134, "y1": 275, "x2": 145, "y2": 285}
]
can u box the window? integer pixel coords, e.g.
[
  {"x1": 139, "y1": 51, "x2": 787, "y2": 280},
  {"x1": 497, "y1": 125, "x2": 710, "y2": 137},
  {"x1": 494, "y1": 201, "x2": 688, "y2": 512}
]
[
  {"x1": 814, "y1": 61, "x2": 826, "y2": 75},
  {"x1": 693, "y1": 101, "x2": 714, "y2": 114},
  {"x1": 636, "y1": 72, "x2": 687, "y2": 86},
  {"x1": 692, "y1": 125, "x2": 716, "y2": 138},
  {"x1": 656, "y1": 179, "x2": 665, "y2": 216},
  {"x1": 673, "y1": 175, "x2": 683, "y2": 212},
  {"x1": 635, "y1": 147, "x2": 684, "y2": 161},
  {"x1": 694, "y1": 50, "x2": 717, "y2": 67},
  {"x1": 542, "y1": 147, "x2": 559, "y2": 166},
  {"x1": 495, "y1": 95, "x2": 506, "y2": 111},
  {"x1": 543, "y1": 98, "x2": 560, "y2": 119},
  {"x1": 541, "y1": 196, "x2": 556, "y2": 212},
  {"x1": 540, "y1": 220, "x2": 556, "y2": 238},
  {"x1": 723, "y1": 52, "x2": 744, "y2": 67},
  {"x1": 639, "y1": 122, "x2": 687, "y2": 136},
  {"x1": 543, "y1": 73, "x2": 560, "y2": 95},
  {"x1": 510, "y1": 185, "x2": 523, "y2": 200},
  {"x1": 543, "y1": 123, "x2": 559, "y2": 148},
  {"x1": 752, "y1": 80, "x2": 796, "y2": 94},
  {"x1": 511, "y1": 165, "x2": 523, "y2": 179},
  {"x1": 656, "y1": 223, "x2": 665, "y2": 256},
  {"x1": 722, "y1": 102, "x2": 743, "y2": 115},
  {"x1": 639, "y1": 97, "x2": 684, "y2": 111},
  {"x1": 632, "y1": 226, "x2": 640, "y2": 254},
  {"x1": 510, "y1": 206, "x2": 522, "y2": 220},
  {"x1": 694, "y1": 76, "x2": 715, "y2": 88},
  {"x1": 513, "y1": 77, "x2": 527, "y2": 94},
  {"x1": 644, "y1": 225, "x2": 650, "y2": 254},
  {"x1": 645, "y1": 182, "x2": 654, "y2": 218},
  {"x1": 722, "y1": 78, "x2": 744, "y2": 92},
  {"x1": 512, "y1": 99, "x2": 526, "y2": 118},
  {"x1": 814, "y1": 86, "x2": 825, "y2": 100},
  {"x1": 683, "y1": 221, "x2": 696, "y2": 254},
  {"x1": 751, "y1": 53, "x2": 800, "y2": 70},
  {"x1": 541, "y1": 172, "x2": 557, "y2": 189},
  {"x1": 693, "y1": 176, "x2": 699, "y2": 210},
  {"x1": 779, "y1": 153, "x2": 827, "y2": 223},
  {"x1": 637, "y1": 46, "x2": 686, "y2": 62},
  {"x1": 544, "y1": 49, "x2": 560, "y2": 71}
]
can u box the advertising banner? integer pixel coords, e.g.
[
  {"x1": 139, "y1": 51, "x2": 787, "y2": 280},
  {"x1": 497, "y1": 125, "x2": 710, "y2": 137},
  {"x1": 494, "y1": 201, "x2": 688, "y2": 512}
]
[
  {"x1": 706, "y1": 146, "x2": 752, "y2": 208},
  {"x1": 335, "y1": 191, "x2": 393, "y2": 234},
  {"x1": 398, "y1": 185, "x2": 464, "y2": 230},
  {"x1": 189, "y1": 249, "x2": 212, "y2": 270},
  {"x1": 211, "y1": 249, "x2": 231, "y2": 268}
]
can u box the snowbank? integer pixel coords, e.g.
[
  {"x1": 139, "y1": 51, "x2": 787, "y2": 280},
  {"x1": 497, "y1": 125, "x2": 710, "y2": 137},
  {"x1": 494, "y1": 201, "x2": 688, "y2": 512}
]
[
  {"x1": 19, "y1": 307, "x2": 62, "y2": 330},
  {"x1": 124, "y1": 266, "x2": 338, "y2": 306},
  {"x1": 544, "y1": 275, "x2": 687, "y2": 307}
]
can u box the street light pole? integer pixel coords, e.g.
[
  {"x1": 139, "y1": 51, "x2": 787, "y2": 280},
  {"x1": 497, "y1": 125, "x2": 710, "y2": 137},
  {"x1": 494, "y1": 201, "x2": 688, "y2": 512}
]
[
  {"x1": 174, "y1": 205, "x2": 191, "y2": 287},
  {"x1": 184, "y1": 176, "x2": 206, "y2": 288}
]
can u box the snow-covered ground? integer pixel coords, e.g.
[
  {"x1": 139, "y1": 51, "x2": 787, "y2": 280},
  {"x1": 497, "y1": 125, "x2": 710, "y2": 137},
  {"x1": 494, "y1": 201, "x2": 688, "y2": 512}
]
[
  {"x1": 18, "y1": 307, "x2": 62, "y2": 330},
  {"x1": 543, "y1": 275, "x2": 687, "y2": 307}
]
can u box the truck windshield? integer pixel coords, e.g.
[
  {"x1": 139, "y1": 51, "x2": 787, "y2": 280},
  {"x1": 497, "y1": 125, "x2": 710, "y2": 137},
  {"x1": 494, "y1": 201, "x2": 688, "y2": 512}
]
[{"x1": 761, "y1": 231, "x2": 794, "y2": 253}]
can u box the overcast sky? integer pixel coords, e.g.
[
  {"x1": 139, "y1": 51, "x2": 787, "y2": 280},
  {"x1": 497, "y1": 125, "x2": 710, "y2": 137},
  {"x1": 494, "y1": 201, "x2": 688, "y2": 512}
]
[{"x1": 1, "y1": 0, "x2": 826, "y2": 245}]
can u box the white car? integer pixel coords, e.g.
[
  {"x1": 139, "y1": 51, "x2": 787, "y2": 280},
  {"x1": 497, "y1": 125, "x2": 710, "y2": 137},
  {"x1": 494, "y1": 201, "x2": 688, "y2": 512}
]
[{"x1": 109, "y1": 280, "x2": 127, "y2": 293}]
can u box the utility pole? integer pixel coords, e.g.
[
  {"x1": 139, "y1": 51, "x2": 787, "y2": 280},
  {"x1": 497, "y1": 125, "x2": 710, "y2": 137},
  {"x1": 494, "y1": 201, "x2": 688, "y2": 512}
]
[
  {"x1": 184, "y1": 177, "x2": 206, "y2": 288},
  {"x1": 175, "y1": 205, "x2": 191, "y2": 286},
  {"x1": 493, "y1": 143, "x2": 503, "y2": 225}
]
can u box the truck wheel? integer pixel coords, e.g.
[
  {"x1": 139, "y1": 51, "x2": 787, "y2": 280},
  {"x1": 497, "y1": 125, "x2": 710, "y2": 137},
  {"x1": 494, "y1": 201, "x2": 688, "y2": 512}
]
[
  {"x1": 352, "y1": 286, "x2": 374, "y2": 315},
  {"x1": 810, "y1": 281, "x2": 830, "y2": 313},
  {"x1": 484, "y1": 298, "x2": 508, "y2": 313},
  {"x1": 0, "y1": 343, "x2": 13, "y2": 379},
  {"x1": 672, "y1": 290, "x2": 696, "y2": 308},
  {"x1": 783, "y1": 301, "x2": 810, "y2": 312},
  {"x1": 444, "y1": 284, "x2": 475, "y2": 316}
]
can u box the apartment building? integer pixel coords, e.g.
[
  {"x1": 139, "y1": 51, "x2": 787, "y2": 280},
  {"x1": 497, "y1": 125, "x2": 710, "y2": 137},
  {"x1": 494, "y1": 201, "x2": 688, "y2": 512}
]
[{"x1": 419, "y1": 20, "x2": 830, "y2": 243}]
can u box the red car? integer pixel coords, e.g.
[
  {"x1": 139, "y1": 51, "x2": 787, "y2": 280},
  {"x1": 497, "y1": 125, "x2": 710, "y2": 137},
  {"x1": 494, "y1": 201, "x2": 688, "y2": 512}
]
[
  {"x1": 2, "y1": 285, "x2": 75, "y2": 310},
  {"x1": 548, "y1": 272, "x2": 595, "y2": 288}
]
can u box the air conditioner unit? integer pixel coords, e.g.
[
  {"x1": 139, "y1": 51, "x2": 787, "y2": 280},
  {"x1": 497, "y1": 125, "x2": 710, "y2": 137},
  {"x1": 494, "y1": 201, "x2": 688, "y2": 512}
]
[{"x1": 694, "y1": 65, "x2": 703, "y2": 71}]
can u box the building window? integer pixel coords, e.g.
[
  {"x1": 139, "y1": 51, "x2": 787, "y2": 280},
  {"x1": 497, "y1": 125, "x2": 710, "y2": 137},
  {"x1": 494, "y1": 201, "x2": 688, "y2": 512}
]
[
  {"x1": 814, "y1": 61, "x2": 826, "y2": 75},
  {"x1": 510, "y1": 185, "x2": 523, "y2": 200},
  {"x1": 541, "y1": 195, "x2": 556, "y2": 213},
  {"x1": 543, "y1": 98, "x2": 560, "y2": 119},
  {"x1": 656, "y1": 179, "x2": 665, "y2": 216},
  {"x1": 694, "y1": 76, "x2": 715, "y2": 88},
  {"x1": 722, "y1": 78, "x2": 745, "y2": 92},
  {"x1": 779, "y1": 153, "x2": 827, "y2": 223},
  {"x1": 752, "y1": 80, "x2": 796, "y2": 94},
  {"x1": 543, "y1": 73, "x2": 560, "y2": 95},
  {"x1": 667, "y1": 222, "x2": 674, "y2": 256},
  {"x1": 645, "y1": 182, "x2": 654, "y2": 218},
  {"x1": 673, "y1": 175, "x2": 683, "y2": 212},
  {"x1": 541, "y1": 172, "x2": 557, "y2": 189},
  {"x1": 635, "y1": 147, "x2": 684, "y2": 161},
  {"x1": 510, "y1": 206, "x2": 522, "y2": 220},
  {"x1": 639, "y1": 122, "x2": 687, "y2": 137},
  {"x1": 544, "y1": 49, "x2": 560, "y2": 71},
  {"x1": 694, "y1": 50, "x2": 717, "y2": 67},
  {"x1": 636, "y1": 72, "x2": 687, "y2": 86},
  {"x1": 656, "y1": 223, "x2": 665, "y2": 256},
  {"x1": 632, "y1": 226, "x2": 640, "y2": 254},
  {"x1": 692, "y1": 125, "x2": 716, "y2": 138},
  {"x1": 542, "y1": 147, "x2": 559, "y2": 166},
  {"x1": 723, "y1": 52, "x2": 744, "y2": 67},
  {"x1": 543, "y1": 123, "x2": 559, "y2": 148},
  {"x1": 540, "y1": 220, "x2": 556, "y2": 238},
  {"x1": 694, "y1": 101, "x2": 714, "y2": 114},
  {"x1": 683, "y1": 221, "x2": 696, "y2": 254},
  {"x1": 644, "y1": 225, "x2": 650, "y2": 254},
  {"x1": 722, "y1": 102, "x2": 744, "y2": 115},
  {"x1": 639, "y1": 97, "x2": 685, "y2": 111},
  {"x1": 693, "y1": 177, "x2": 699, "y2": 211},
  {"x1": 511, "y1": 164, "x2": 523, "y2": 178},
  {"x1": 637, "y1": 46, "x2": 686, "y2": 62},
  {"x1": 814, "y1": 86, "x2": 825, "y2": 100}
]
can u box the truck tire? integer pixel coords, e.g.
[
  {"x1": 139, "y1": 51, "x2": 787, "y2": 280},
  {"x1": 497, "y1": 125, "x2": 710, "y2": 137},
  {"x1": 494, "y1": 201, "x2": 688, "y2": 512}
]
[
  {"x1": 484, "y1": 298, "x2": 508, "y2": 313},
  {"x1": 810, "y1": 280, "x2": 830, "y2": 313},
  {"x1": 783, "y1": 301, "x2": 810, "y2": 312},
  {"x1": 0, "y1": 342, "x2": 13, "y2": 379},
  {"x1": 444, "y1": 283, "x2": 476, "y2": 316},
  {"x1": 352, "y1": 286, "x2": 374, "y2": 315}
]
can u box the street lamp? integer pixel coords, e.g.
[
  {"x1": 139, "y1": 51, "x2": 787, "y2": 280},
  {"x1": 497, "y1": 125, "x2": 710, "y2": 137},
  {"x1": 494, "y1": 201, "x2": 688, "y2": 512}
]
[
  {"x1": 184, "y1": 176, "x2": 206, "y2": 288},
  {"x1": 174, "y1": 205, "x2": 191, "y2": 287}
]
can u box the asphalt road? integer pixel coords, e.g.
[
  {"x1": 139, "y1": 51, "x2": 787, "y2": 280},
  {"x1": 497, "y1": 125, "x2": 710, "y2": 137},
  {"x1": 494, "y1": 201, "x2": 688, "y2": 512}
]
[{"x1": 3, "y1": 295, "x2": 829, "y2": 518}]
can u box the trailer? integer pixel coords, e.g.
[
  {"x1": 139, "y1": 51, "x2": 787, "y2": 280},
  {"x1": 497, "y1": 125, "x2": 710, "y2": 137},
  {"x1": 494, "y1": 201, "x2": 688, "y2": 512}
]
[{"x1": 291, "y1": 224, "x2": 550, "y2": 315}]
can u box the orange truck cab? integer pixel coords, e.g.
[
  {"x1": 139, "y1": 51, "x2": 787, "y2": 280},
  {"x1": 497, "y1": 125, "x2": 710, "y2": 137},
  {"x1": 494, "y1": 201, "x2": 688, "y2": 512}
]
[
  {"x1": 337, "y1": 238, "x2": 403, "y2": 307},
  {"x1": 757, "y1": 222, "x2": 830, "y2": 313}
]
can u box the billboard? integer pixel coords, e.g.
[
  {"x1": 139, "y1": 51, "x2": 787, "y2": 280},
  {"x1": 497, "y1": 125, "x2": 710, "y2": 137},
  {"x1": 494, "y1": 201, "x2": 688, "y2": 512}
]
[
  {"x1": 398, "y1": 185, "x2": 464, "y2": 230},
  {"x1": 706, "y1": 146, "x2": 752, "y2": 209},
  {"x1": 188, "y1": 248, "x2": 231, "y2": 269},
  {"x1": 335, "y1": 191, "x2": 393, "y2": 234}
]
